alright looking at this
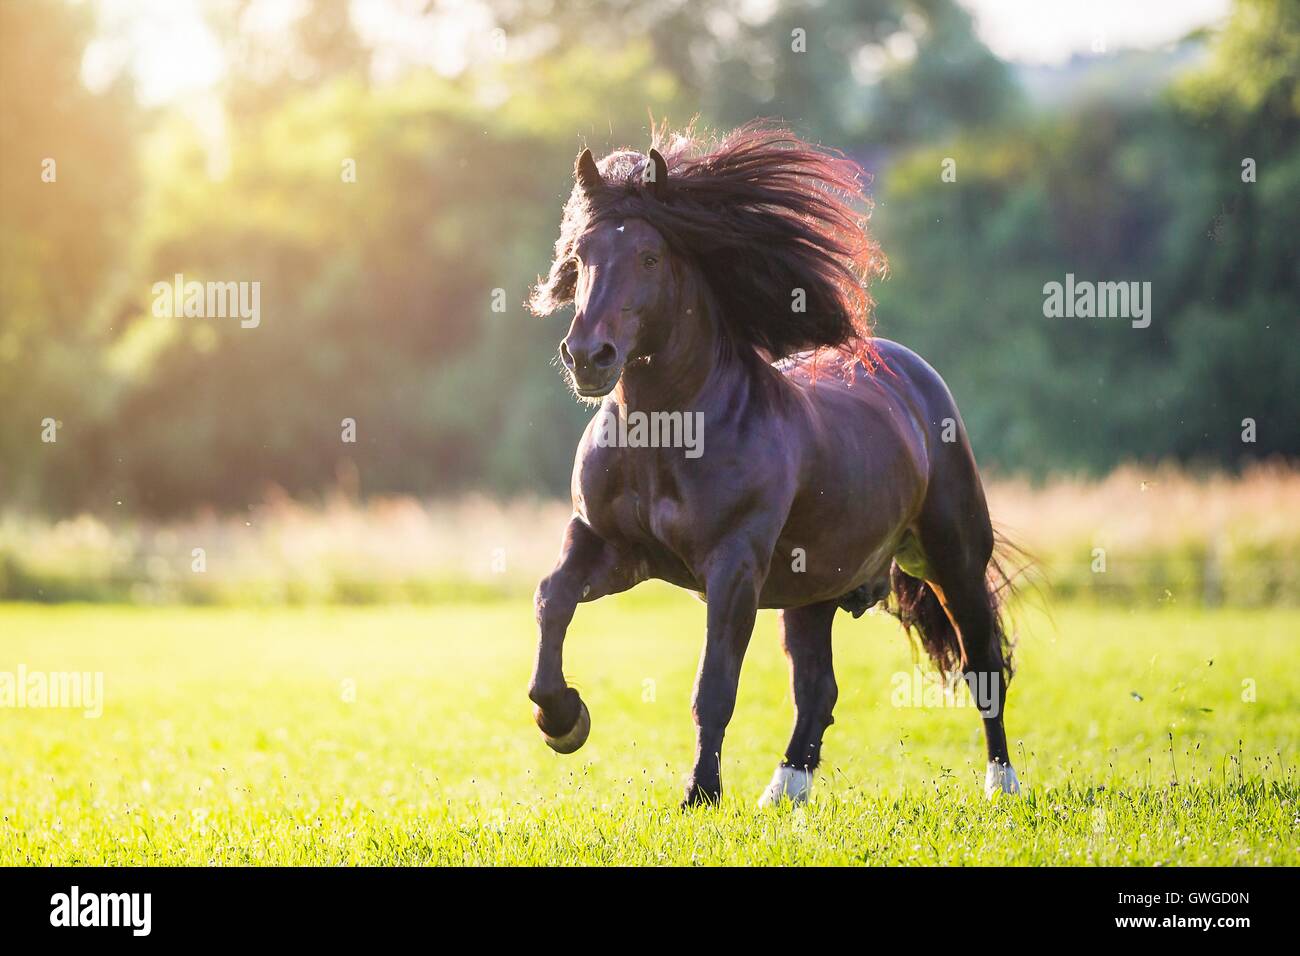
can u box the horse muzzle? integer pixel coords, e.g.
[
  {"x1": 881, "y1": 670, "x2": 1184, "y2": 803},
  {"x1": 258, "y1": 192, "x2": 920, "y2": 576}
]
[{"x1": 571, "y1": 369, "x2": 621, "y2": 399}]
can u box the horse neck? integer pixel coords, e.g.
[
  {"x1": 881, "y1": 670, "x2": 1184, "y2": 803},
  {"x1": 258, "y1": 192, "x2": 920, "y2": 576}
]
[{"x1": 614, "y1": 265, "x2": 750, "y2": 413}]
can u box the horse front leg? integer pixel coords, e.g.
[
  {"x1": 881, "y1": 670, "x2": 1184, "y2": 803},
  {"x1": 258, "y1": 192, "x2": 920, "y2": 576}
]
[
  {"x1": 682, "y1": 550, "x2": 765, "y2": 807},
  {"x1": 529, "y1": 518, "x2": 632, "y2": 753}
]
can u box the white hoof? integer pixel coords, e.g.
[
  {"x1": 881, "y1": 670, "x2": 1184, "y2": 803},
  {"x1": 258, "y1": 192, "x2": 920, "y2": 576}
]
[
  {"x1": 984, "y1": 761, "x2": 1021, "y2": 798},
  {"x1": 758, "y1": 766, "x2": 812, "y2": 807}
]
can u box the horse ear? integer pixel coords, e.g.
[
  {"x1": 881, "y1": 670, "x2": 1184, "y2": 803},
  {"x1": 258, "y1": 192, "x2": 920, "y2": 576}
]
[
  {"x1": 643, "y1": 148, "x2": 668, "y2": 198},
  {"x1": 575, "y1": 148, "x2": 601, "y2": 193}
]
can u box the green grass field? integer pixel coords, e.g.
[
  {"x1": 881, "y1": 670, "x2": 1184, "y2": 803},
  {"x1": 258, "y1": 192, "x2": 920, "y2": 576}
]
[{"x1": 1, "y1": 589, "x2": 1296, "y2": 865}]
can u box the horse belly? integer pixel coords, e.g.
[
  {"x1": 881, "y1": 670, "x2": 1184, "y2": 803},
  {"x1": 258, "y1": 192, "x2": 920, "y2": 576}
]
[
  {"x1": 758, "y1": 520, "x2": 902, "y2": 609},
  {"x1": 757, "y1": 388, "x2": 926, "y2": 609}
]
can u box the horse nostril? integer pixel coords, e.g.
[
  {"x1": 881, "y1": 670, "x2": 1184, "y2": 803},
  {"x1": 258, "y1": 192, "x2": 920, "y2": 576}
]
[
  {"x1": 591, "y1": 343, "x2": 617, "y2": 368},
  {"x1": 559, "y1": 341, "x2": 575, "y2": 370}
]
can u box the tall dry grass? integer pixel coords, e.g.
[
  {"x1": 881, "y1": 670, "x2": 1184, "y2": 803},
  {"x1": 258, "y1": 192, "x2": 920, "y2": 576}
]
[
  {"x1": 1, "y1": 464, "x2": 1296, "y2": 606},
  {"x1": 0, "y1": 494, "x2": 572, "y2": 605},
  {"x1": 988, "y1": 462, "x2": 1300, "y2": 606}
]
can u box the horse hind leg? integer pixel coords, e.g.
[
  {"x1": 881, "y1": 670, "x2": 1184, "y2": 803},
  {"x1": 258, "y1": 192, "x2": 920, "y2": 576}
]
[
  {"x1": 929, "y1": 565, "x2": 1017, "y2": 797},
  {"x1": 901, "y1": 508, "x2": 1019, "y2": 798},
  {"x1": 759, "y1": 600, "x2": 838, "y2": 807}
]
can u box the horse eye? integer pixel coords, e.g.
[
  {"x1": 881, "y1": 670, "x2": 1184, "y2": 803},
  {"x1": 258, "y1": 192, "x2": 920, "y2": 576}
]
[{"x1": 643, "y1": 255, "x2": 659, "y2": 268}]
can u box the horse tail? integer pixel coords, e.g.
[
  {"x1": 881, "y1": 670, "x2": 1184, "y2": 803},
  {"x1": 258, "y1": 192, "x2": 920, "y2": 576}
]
[
  {"x1": 888, "y1": 531, "x2": 1027, "y2": 685},
  {"x1": 888, "y1": 565, "x2": 962, "y2": 680}
]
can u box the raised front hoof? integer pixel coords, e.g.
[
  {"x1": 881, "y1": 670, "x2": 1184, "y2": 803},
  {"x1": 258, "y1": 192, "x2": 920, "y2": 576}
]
[
  {"x1": 537, "y1": 696, "x2": 590, "y2": 754},
  {"x1": 984, "y1": 761, "x2": 1021, "y2": 799},
  {"x1": 757, "y1": 766, "x2": 812, "y2": 807},
  {"x1": 680, "y1": 781, "x2": 722, "y2": 809}
]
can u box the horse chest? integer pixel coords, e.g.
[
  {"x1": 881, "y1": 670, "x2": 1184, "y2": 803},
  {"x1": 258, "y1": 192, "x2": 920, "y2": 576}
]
[
  {"x1": 583, "y1": 457, "x2": 700, "y2": 578},
  {"x1": 608, "y1": 479, "x2": 689, "y2": 550}
]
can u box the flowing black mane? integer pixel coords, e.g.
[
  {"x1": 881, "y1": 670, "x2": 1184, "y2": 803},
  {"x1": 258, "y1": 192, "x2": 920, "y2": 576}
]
[{"x1": 529, "y1": 123, "x2": 886, "y2": 366}]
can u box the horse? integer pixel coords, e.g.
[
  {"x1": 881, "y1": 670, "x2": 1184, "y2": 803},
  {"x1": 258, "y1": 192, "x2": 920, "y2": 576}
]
[{"x1": 526, "y1": 124, "x2": 1021, "y2": 807}]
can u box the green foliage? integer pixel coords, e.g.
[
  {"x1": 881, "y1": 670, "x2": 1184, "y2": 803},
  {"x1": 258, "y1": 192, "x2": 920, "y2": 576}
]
[
  {"x1": 872, "y1": 0, "x2": 1300, "y2": 472},
  {"x1": 0, "y1": 0, "x2": 1295, "y2": 515},
  {"x1": 0, "y1": 0, "x2": 139, "y2": 509}
]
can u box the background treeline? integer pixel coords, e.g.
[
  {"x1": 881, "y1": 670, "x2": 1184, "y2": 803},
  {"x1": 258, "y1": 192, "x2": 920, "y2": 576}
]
[{"x1": 1, "y1": 0, "x2": 1297, "y2": 517}]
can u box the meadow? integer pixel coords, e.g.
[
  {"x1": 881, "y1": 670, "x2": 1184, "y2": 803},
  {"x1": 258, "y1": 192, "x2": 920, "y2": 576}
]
[
  {"x1": 4, "y1": 0, "x2": 1294, "y2": 874},
  {"x1": 2, "y1": 591, "x2": 1296, "y2": 865}
]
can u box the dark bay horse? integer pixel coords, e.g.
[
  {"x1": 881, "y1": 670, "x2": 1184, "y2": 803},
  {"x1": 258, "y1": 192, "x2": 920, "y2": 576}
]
[{"x1": 527, "y1": 125, "x2": 1020, "y2": 807}]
